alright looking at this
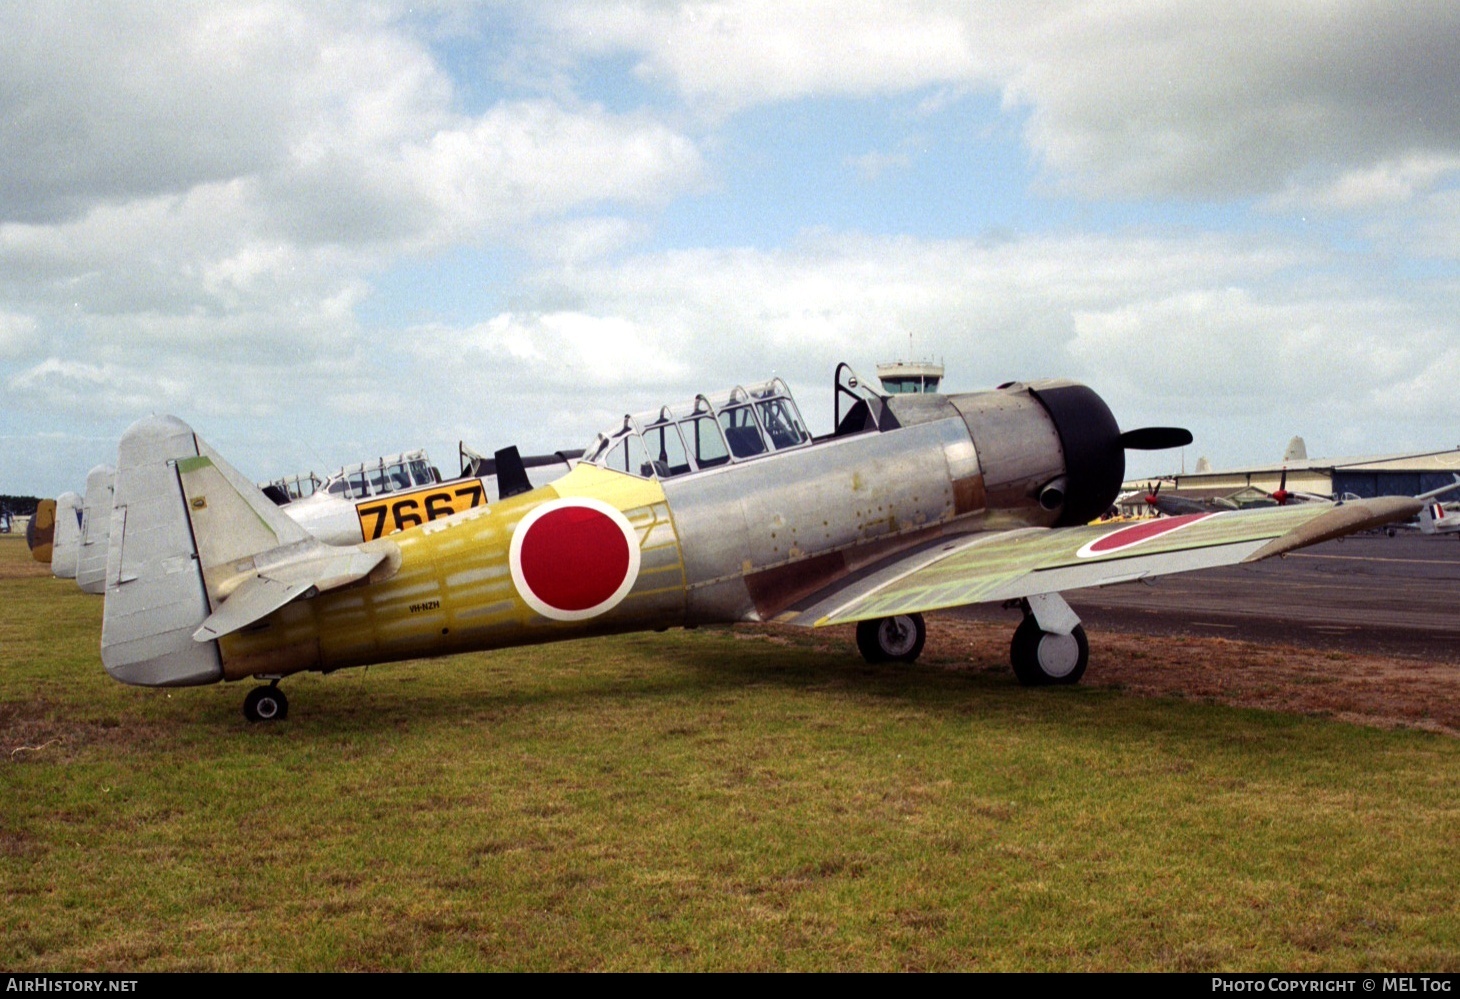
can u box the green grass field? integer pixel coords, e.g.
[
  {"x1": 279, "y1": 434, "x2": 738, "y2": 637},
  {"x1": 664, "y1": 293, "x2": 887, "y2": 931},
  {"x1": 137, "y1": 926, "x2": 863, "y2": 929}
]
[{"x1": 3, "y1": 534, "x2": 1458, "y2": 971}]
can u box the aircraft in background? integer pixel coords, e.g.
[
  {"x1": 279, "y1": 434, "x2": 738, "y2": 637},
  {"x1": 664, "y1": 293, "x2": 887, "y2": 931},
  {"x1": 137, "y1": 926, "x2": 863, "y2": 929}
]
[
  {"x1": 28, "y1": 467, "x2": 116, "y2": 590},
  {"x1": 76, "y1": 465, "x2": 115, "y2": 595},
  {"x1": 1145, "y1": 472, "x2": 1460, "y2": 530},
  {"x1": 26, "y1": 499, "x2": 56, "y2": 564},
  {"x1": 48, "y1": 492, "x2": 82, "y2": 579},
  {"x1": 279, "y1": 445, "x2": 580, "y2": 547},
  {"x1": 35, "y1": 441, "x2": 584, "y2": 583},
  {"x1": 94, "y1": 363, "x2": 1417, "y2": 721},
  {"x1": 1136, "y1": 433, "x2": 1460, "y2": 520},
  {"x1": 1141, "y1": 466, "x2": 1322, "y2": 517},
  {"x1": 1420, "y1": 502, "x2": 1459, "y2": 535},
  {"x1": 1416, "y1": 476, "x2": 1460, "y2": 535}
]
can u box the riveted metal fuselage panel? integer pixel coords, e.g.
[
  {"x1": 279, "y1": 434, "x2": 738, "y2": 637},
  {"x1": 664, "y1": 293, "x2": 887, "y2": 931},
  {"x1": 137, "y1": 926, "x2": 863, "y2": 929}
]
[
  {"x1": 950, "y1": 388, "x2": 1064, "y2": 526},
  {"x1": 663, "y1": 418, "x2": 985, "y2": 622},
  {"x1": 217, "y1": 464, "x2": 688, "y2": 679}
]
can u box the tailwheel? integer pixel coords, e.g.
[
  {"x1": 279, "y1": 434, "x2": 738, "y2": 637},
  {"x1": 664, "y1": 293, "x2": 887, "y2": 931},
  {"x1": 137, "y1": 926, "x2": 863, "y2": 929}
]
[
  {"x1": 1010, "y1": 615, "x2": 1089, "y2": 687},
  {"x1": 243, "y1": 684, "x2": 289, "y2": 723},
  {"x1": 856, "y1": 613, "x2": 927, "y2": 664}
]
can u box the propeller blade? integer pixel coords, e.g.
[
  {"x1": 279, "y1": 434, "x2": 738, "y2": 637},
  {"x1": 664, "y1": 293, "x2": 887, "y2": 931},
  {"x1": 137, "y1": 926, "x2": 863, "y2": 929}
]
[
  {"x1": 1271, "y1": 466, "x2": 1292, "y2": 505},
  {"x1": 1119, "y1": 427, "x2": 1193, "y2": 450}
]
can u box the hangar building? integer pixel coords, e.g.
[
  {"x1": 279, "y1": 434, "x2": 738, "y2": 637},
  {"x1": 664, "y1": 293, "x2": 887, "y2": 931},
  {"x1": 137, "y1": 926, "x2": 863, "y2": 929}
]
[{"x1": 1124, "y1": 446, "x2": 1460, "y2": 502}]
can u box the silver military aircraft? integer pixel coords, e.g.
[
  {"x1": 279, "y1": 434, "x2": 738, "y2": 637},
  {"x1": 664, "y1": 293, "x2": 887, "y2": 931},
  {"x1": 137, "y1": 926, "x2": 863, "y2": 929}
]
[{"x1": 95, "y1": 364, "x2": 1417, "y2": 720}]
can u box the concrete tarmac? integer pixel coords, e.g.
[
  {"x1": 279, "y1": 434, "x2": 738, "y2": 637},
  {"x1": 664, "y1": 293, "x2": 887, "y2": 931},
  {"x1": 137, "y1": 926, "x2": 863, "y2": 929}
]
[{"x1": 946, "y1": 531, "x2": 1460, "y2": 662}]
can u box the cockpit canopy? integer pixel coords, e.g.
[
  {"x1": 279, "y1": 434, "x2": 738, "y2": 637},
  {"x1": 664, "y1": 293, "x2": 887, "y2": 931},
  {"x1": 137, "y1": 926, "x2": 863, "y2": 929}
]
[
  {"x1": 321, "y1": 450, "x2": 438, "y2": 500},
  {"x1": 268, "y1": 472, "x2": 322, "y2": 502},
  {"x1": 584, "y1": 378, "x2": 812, "y2": 480}
]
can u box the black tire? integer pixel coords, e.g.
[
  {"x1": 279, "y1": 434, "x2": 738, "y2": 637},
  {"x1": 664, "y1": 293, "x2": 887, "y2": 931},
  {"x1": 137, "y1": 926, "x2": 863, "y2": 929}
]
[
  {"x1": 1010, "y1": 616, "x2": 1089, "y2": 687},
  {"x1": 243, "y1": 685, "x2": 288, "y2": 722},
  {"x1": 855, "y1": 614, "x2": 927, "y2": 664}
]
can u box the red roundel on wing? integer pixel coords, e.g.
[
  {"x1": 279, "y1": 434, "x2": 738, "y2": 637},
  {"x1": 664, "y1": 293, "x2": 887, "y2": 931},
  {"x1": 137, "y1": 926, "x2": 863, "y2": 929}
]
[
  {"x1": 1087, "y1": 513, "x2": 1213, "y2": 554},
  {"x1": 517, "y1": 505, "x2": 633, "y2": 612}
]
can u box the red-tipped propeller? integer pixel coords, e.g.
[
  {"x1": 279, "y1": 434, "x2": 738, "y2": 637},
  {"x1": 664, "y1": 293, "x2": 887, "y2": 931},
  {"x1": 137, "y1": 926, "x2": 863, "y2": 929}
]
[
  {"x1": 1144, "y1": 481, "x2": 1162, "y2": 507},
  {"x1": 1270, "y1": 467, "x2": 1292, "y2": 505}
]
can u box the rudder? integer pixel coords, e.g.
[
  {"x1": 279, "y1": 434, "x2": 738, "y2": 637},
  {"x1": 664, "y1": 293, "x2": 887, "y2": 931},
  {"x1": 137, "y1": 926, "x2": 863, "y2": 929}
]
[{"x1": 101, "y1": 417, "x2": 222, "y2": 687}]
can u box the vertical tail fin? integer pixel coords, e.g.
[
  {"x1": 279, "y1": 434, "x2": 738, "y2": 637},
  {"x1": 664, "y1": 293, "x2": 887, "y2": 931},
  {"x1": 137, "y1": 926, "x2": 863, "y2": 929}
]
[
  {"x1": 101, "y1": 415, "x2": 397, "y2": 687},
  {"x1": 101, "y1": 417, "x2": 222, "y2": 686},
  {"x1": 76, "y1": 464, "x2": 115, "y2": 595},
  {"x1": 50, "y1": 491, "x2": 82, "y2": 579}
]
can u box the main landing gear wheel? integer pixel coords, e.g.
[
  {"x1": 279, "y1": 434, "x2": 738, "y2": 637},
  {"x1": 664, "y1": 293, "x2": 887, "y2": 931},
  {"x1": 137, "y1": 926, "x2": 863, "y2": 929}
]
[
  {"x1": 1010, "y1": 616, "x2": 1089, "y2": 687},
  {"x1": 856, "y1": 613, "x2": 927, "y2": 664},
  {"x1": 243, "y1": 684, "x2": 289, "y2": 722}
]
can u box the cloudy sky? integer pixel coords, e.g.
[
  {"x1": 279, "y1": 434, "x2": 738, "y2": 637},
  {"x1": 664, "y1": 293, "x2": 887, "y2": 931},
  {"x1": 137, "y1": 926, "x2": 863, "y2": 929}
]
[{"x1": 6, "y1": 1, "x2": 1460, "y2": 497}]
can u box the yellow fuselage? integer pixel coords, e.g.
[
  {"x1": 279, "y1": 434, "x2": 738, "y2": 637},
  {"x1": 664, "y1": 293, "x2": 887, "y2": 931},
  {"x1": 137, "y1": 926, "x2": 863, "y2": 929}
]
[{"x1": 218, "y1": 465, "x2": 686, "y2": 680}]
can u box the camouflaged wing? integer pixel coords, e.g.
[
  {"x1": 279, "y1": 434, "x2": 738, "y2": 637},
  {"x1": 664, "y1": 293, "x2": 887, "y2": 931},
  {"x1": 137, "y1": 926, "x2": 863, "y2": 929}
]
[{"x1": 797, "y1": 496, "x2": 1420, "y2": 627}]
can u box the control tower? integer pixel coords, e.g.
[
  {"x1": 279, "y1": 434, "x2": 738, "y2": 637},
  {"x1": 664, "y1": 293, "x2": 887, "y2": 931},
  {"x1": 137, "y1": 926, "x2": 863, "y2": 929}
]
[{"x1": 875, "y1": 358, "x2": 944, "y2": 394}]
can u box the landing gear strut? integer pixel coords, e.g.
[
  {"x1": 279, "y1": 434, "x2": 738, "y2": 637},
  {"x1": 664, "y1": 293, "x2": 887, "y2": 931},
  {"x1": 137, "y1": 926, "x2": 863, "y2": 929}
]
[
  {"x1": 1009, "y1": 593, "x2": 1089, "y2": 686},
  {"x1": 856, "y1": 613, "x2": 926, "y2": 663},
  {"x1": 243, "y1": 683, "x2": 289, "y2": 722}
]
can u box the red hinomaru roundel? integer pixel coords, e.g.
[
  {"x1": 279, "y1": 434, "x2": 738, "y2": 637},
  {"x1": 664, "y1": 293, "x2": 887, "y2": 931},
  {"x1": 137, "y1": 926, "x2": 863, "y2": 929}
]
[
  {"x1": 509, "y1": 498, "x2": 642, "y2": 621},
  {"x1": 1075, "y1": 512, "x2": 1220, "y2": 559}
]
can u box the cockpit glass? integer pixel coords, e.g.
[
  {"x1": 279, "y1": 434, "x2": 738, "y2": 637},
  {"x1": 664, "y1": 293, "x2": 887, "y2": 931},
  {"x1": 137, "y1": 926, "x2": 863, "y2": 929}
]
[
  {"x1": 683, "y1": 415, "x2": 729, "y2": 467},
  {"x1": 755, "y1": 398, "x2": 809, "y2": 450},
  {"x1": 587, "y1": 379, "x2": 811, "y2": 477},
  {"x1": 327, "y1": 477, "x2": 348, "y2": 496},
  {"x1": 367, "y1": 466, "x2": 388, "y2": 495},
  {"x1": 644, "y1": 422, "x2": 692, "y2": 478},
  {"x1": 387, "y1": 463, "x2": 411, "y2": 491},
  {"x1": 718, "y1": 405, "x2": 767, "y2": 458},
  {"x1": 584, "y1": 435, "x2": 612, "y2": 465},
  {"x1": 409, "y1": 460, "x2": 432, "y2": 486},
  {"x1": 604, "y1": 434, "x2": 653, "y2": 478},
  {"x1": 346, "y1": 471, "x2": 370, "y2": 499}
]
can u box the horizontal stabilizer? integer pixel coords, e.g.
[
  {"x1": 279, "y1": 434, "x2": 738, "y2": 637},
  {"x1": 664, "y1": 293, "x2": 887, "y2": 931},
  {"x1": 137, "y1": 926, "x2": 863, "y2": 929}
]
[
  {"x1": 103, "y1": 414, "x2": 402, "y2": 687},
  {"x1": 193, "y1": 540, "x2": 395, "y2": 641}
]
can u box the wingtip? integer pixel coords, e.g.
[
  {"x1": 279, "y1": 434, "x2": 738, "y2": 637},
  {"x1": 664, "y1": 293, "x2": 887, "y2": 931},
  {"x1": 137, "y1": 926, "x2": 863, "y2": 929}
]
[{"x1": 1243, "y1": 496, "x2": 1422, "y2": 562}]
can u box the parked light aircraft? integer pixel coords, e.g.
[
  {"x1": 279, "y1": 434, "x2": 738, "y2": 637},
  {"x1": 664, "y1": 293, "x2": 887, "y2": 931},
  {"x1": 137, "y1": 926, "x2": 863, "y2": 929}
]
[
  {"x1": 26, "y1": 498, "x2": 56, "y2": 564},
  {"x1": 1420, "y1": 502, "x2": 1459, "y2": 535},
  {"x1": 37, "y1": 444, "x2": 582, "y2": 583},
  {"x1": 76, "y1": 465, "x2": 115, "y2": 595},
  {"x1": 1142, "y1": 467, "x2": 1317, "y2": 517},
  {"x1": 31, "y1": 469, "x2": 114, "y2": 587},
  {"x1": 49, "y1": 491, "x2": 83, "y2": 579},
  {"x1": 1415, "y1": 476, "x2": 1460, "y2": 535},
  {"x1": 280, "y1": 446, "x2": 579, "y2": 547},
  {"x1": 97, "y1": 365, "x2": 1418, "y2": 721}
]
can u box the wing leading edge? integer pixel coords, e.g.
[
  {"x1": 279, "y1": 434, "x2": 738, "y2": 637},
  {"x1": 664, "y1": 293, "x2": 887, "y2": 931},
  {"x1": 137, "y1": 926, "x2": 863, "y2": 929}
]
[{"x1": 791, "y1": 496, "x2": 1420, "y2": 628}]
